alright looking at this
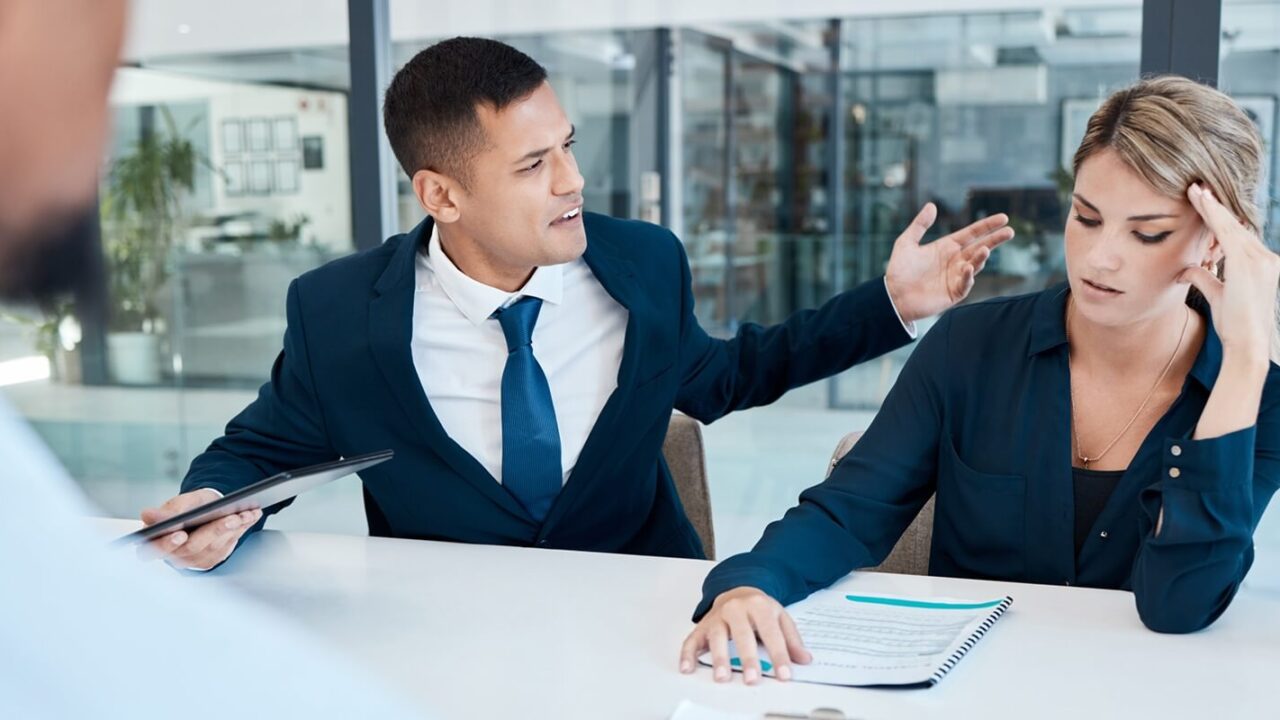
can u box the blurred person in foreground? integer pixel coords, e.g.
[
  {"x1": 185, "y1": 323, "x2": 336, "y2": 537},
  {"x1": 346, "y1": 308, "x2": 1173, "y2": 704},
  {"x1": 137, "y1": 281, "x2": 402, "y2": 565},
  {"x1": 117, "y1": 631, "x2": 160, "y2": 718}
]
[{"x1": 0, "y1": 1, "x2": 425, "y2": 716}]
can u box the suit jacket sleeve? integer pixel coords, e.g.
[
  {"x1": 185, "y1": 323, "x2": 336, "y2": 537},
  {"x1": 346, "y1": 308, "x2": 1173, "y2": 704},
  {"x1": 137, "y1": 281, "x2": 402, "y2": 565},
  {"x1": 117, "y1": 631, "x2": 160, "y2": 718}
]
[
  {"x1": 671, "y1": 232, "x2": 914, "y2": 424},
  {"x1": 180, "y1": 279, "x2": 339, "y2": 528},
  {"x1": 691, "y1": 311, "x2": 951, "y2": 621}
]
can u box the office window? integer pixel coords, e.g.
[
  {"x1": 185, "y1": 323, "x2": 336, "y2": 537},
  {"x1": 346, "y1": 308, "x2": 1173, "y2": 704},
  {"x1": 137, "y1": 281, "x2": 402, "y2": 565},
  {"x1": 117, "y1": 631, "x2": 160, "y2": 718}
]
[
  {"x1": 678, "y1": 22, "x2": 836, "y2": 336},
  {"x1": 831, "y1": 6, "x2": 1143, "y2": 407},
  {"x1": 5, "y1": 1, "x2": 1253, "y2": 557},
  {"x1": 1221, "y1": 0, "x2": 1280, "y2": 248},
  {"x1": 0, "y1": 3, "x2": 359, "y2": 528},
  {"x1": 1222, "y1": 0, "x2": 1280, "y2": 591}
]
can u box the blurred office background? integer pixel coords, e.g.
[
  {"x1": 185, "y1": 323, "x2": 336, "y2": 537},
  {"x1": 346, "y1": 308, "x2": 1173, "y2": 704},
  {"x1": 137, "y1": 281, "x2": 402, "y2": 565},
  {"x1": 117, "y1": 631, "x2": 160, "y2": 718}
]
[{"x1": 2, "y1": 0, "x2": 1277, "y2": 578}]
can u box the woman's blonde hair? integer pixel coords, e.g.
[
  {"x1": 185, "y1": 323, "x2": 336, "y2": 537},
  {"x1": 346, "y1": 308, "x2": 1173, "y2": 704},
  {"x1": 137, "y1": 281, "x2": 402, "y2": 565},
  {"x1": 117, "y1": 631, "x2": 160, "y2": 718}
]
[
  {"x1": 1073, "y1": 75, "x2": 1264, "y2": 236},
  {"x1": 1073, "y1": 75, "x2": 1277, "y2": 359}
]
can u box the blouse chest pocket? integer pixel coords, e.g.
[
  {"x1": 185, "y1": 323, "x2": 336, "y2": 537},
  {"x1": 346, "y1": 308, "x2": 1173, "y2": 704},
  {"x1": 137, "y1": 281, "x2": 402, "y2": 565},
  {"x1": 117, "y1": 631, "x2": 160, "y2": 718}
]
[{"x1": 934, "y1": 436, "x2": 1027, "y2": 579}]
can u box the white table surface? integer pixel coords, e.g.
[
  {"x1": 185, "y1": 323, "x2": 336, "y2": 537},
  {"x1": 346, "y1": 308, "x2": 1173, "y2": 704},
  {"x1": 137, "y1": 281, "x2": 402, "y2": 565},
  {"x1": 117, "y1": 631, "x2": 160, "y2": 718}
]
[{"x1": 98, "y1": 519, "x2": 1280, "y2": 720}]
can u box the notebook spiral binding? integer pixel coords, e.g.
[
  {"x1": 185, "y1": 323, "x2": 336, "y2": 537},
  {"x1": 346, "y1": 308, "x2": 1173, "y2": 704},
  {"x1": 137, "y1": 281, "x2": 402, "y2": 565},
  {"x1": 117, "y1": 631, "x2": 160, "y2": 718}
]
[{"x1": 927, "y1": 595, "x2": 1014, "y2": 686}]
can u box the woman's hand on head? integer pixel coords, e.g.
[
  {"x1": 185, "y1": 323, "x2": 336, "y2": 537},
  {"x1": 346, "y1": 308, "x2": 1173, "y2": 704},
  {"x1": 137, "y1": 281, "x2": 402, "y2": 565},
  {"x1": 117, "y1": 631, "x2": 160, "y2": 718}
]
[{"x1": 1180, "y1": 183, "x2": 1280, "y2": 368}]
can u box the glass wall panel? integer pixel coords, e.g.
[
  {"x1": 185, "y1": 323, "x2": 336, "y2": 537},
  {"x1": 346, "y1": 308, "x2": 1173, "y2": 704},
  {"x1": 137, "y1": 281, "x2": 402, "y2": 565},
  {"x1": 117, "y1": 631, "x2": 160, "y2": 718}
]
[
  {"x1": 680, "y1": 32, "x2": 734, "y2": 331},
  {"x1": 679, "y1": 22, "x2": 835, "y2": 335},
  {"x1": 1221, "y1": 0, "x2": 1280, "y2": 590},
  {"x1": 831, "y1": 6, "x2": 1143, "y2": 407},
  {"x1": 0, "y1": 8, "x2": 359, "y2": 530},
  {"x1": 1221, "y1": 0, "x2": 1280, "y2": 247},
  {"x1": 1, "y1": 2, "x2": 1211, "y2": 556}
]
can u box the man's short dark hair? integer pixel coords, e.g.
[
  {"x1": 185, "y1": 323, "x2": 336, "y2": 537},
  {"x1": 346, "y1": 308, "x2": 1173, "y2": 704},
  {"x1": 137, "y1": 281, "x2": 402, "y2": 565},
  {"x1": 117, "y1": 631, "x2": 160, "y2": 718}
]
[{"x1": 383, "y1": 37, "x2": 548, "y2": 187}]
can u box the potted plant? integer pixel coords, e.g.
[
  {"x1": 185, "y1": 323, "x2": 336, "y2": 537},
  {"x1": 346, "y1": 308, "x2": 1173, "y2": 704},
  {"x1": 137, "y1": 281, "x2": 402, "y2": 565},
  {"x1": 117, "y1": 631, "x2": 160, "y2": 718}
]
[
  {"x1": 99, "y1": 107, "x2": 202, "y2": 385},
  {"x1": 267, "y1": 213, "x2": 311, "y2": 244}
]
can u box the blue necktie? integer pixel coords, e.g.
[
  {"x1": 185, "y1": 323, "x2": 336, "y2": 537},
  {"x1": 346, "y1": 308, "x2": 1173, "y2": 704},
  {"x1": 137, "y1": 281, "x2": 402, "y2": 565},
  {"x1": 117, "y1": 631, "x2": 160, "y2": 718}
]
[{"x1": 494, "y1": 297, "x2": 562, "y2": 523}]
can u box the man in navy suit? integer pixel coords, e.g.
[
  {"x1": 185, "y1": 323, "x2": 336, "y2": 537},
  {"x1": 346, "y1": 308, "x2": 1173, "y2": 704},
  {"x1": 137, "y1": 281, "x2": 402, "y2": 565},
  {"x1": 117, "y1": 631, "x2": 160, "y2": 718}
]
[{"x1": 141, "y1": 37, "x2": 1012, "y2": 570}]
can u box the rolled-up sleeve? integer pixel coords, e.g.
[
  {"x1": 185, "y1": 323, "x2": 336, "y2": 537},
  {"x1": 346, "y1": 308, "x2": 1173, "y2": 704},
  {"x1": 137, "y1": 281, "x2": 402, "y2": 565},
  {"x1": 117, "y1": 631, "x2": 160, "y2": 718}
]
[{"x1": 1131, "y1": 409, "x2": 1280, "y2": 633}]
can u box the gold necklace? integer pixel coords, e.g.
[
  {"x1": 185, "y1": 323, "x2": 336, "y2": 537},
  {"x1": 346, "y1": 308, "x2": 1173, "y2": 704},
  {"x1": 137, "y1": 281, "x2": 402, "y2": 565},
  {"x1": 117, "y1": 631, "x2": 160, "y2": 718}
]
[{"x1": 1066, "y1": 296, "x2": 1189, "y2": 469}]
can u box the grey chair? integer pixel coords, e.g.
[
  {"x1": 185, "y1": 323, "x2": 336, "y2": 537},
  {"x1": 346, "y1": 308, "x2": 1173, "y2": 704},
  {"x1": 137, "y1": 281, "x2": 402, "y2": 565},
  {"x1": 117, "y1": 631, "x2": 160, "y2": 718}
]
[
  {"x1": 663, "y1": 412, "x2": 715, "y2": 559},
  {"x1": 828, "y1": 431, "x2": 935, "y2": 576}
]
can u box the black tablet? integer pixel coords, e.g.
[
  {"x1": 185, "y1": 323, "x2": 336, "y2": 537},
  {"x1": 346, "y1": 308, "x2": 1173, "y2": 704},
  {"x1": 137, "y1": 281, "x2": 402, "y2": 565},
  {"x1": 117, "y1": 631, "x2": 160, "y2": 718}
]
[{"x1": 114, "y1": 450, "x2": 393, "y2": 545}]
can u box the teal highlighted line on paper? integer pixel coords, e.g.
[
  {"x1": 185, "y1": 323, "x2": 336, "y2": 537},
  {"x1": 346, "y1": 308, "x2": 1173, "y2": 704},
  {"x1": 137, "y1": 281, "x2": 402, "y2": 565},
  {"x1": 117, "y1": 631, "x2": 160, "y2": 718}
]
[
  {"x1": 729, "y1": 657, "x2": 773, "y2": 672},
  {"x1": 844, "y1": 594, "x2": 1005, "y2": 611}
]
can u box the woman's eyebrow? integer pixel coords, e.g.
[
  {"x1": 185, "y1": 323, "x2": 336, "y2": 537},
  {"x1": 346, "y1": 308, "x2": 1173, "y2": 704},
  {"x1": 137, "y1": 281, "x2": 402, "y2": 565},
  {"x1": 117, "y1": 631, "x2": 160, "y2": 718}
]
[
  {"x1": 1073, "y1": 193, "x2": 1100, "y2": 214},
  {"x1": 1073, "y1": 193, "x2": 1178, "y2": 221}
]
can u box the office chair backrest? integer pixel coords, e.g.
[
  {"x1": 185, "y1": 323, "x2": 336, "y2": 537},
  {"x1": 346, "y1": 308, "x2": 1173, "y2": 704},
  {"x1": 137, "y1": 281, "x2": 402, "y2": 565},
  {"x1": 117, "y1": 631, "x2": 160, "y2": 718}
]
[
  {"x1": 663, "y1": 413, "x2": 715, "y2": 560},
  {"x1": 828, "y1": 431, "x2": 934, "y2": 576}
]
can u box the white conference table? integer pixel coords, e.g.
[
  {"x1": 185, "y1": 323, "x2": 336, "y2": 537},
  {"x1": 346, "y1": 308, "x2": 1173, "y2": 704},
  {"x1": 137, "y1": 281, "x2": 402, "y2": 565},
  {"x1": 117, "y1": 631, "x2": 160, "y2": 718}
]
[{"x1": 100, "y1": 519, "x2": 1279, "y2": 720}]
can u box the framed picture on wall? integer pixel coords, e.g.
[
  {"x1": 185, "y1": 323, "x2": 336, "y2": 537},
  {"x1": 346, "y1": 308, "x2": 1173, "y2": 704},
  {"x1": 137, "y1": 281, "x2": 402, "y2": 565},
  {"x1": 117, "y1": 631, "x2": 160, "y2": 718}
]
[
  {"x1": 247, "y1": 119, "x2": 272, "y2": 152},
  {"x1": 302, "y1": 135, "x2": 324, "y2": 170},
  {"x1": 274, "y1": 159, "x2": 299, "y2": 194},
  {"x1": 249, "y1": 160, "x2": 272, "y2": 194},
  {"x1": 273, "y1": 117, "x2": 298, "y2": 152},
  {"x1": 1235, "y1": 95, "x2": 1277, "y2": 209},
  {"x1": 223, "y1": 161, "x2": 245, "y2": 196},
  {"x1": 221, "y1": 120, "x2": 243, "y2": 154},
  {"x1": 1060, "y1": 97, "x2": 1104, "y2": 173}
]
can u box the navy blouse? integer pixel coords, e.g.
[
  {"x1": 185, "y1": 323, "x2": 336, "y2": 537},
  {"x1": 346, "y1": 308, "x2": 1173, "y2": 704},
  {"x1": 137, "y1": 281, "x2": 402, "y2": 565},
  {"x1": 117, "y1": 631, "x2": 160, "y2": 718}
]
[{"x1": 697, "y1": 284, "x2": 1280, "y2": 633}]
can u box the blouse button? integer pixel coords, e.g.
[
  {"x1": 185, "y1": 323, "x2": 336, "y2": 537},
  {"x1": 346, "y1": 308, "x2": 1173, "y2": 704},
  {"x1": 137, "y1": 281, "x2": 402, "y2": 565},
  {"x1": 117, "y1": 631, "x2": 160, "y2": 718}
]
[
  {"x1": 1099, "y1": 530, "x2": 1109, "y2": 539},
  {"x1": 1171, "y1": 445, "x2": 1182, "y2": 457},
  {"x1": 1169, "y1": 467, "x2": 1181, "y2": 478}
]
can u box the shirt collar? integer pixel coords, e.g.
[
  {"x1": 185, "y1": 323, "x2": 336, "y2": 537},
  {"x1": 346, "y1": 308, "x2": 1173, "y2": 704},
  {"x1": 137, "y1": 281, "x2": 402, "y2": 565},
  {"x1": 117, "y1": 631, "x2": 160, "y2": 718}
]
[
  {"x1": 1027, "y1": 282, "x2": 1071, "y2": 357},
  {"x1": 1027, "y1": 281, "x2": 1223, "y2": 390},
  {"x1": 420, "y1": 221, "x2": 563, "y2": 326}
]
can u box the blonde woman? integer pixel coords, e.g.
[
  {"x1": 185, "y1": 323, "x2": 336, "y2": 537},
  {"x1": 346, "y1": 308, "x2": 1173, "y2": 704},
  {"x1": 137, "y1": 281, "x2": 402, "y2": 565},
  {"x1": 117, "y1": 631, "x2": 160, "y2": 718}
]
[{"x1": 681, "y1": 75, "x2": 1280, "y2": 684}]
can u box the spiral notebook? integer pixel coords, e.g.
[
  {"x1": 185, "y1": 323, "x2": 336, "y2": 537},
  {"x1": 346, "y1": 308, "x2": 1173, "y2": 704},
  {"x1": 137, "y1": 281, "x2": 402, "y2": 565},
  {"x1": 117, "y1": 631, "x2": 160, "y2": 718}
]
[{"x1": 699, "y1": 589, "x2": 1013, "y2": 688}]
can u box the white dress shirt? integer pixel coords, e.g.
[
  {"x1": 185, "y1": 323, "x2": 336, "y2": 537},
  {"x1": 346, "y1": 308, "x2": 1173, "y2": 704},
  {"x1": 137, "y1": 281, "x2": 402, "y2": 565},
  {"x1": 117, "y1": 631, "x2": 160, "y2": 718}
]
[
  {"x1": 412, "y1": 223, "x2": 629, "y2": 486},
  {"x1": 886, "y1": 278, "x2": 918, "y2": 339}
]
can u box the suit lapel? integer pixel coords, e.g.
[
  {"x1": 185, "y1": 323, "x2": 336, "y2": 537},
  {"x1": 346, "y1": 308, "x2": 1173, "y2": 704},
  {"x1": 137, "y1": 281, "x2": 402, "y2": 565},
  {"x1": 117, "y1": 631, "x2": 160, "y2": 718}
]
[
  {"x1": 539, "y1": 230, "x2": 648, "y2": 530},
  {"x1": 368, "y1": 217, "x2": 532, "y2": 522}
]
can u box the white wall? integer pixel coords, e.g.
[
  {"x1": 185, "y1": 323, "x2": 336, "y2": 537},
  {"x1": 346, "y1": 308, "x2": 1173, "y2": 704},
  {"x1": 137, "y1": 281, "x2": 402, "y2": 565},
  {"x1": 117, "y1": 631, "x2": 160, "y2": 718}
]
[
  {"x1": 111, "y1": 68, "x2": 352, "y2": 251},
  {"x1": 207, "y1": 91, "x2": 351, "y2": 250}
]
